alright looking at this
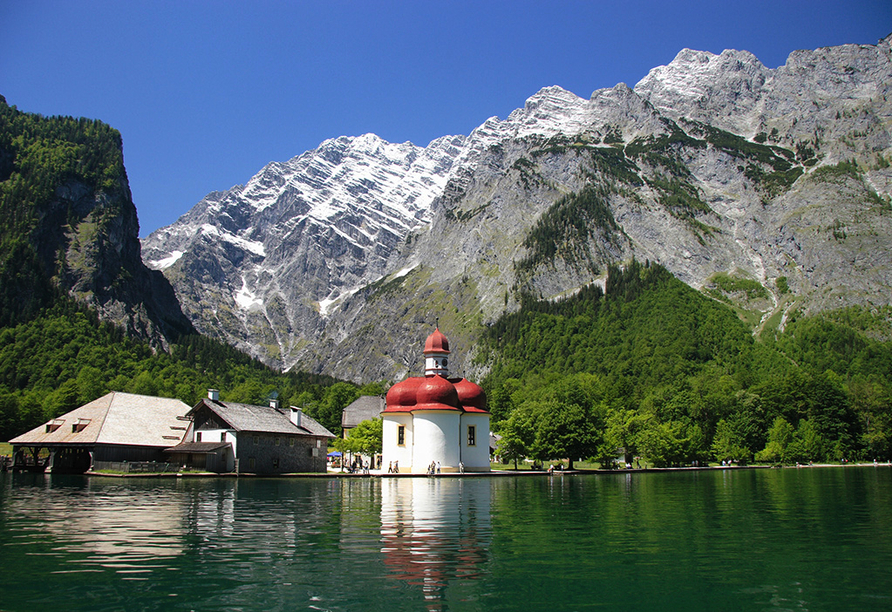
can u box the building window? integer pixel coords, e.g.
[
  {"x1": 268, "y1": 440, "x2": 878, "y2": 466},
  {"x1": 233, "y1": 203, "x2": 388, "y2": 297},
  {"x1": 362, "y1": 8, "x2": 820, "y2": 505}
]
[
  {"x1": 275, "y1": 437, "x2": 280, "y2": 446},
  {"x1": 398, "y1": 425, "x2": 405, "y2": 446},
  {"x1": 272, "y1": 457, "x2": 279, "y2": 469},
  {"x1": 221, "y1": 432, "x2": 226, "y2": 442},
  {"x1": 467, "y1": 425, "x2": 476, "y2": 446},
  {"x1": 196, "y1": 431, "x2": 202, "y2": 442},
  {"x1": 248, "y1": 457, "x2": 255, "y2": 470},
  {"x1": 253, "y1": 435, "x2": 259, "y2": 445},
  {"x1": 289, "y1": 437, "x2": 295, "y2": 447}
]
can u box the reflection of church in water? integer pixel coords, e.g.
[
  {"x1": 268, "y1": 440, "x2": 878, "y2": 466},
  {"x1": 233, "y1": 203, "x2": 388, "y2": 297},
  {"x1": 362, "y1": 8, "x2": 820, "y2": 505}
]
[
  {"x1": 382, "y1": 327, "x2": 490, "y2": 474},
  {"x1": 380, "y1": 478, "x2": 491, "y2": 610}
]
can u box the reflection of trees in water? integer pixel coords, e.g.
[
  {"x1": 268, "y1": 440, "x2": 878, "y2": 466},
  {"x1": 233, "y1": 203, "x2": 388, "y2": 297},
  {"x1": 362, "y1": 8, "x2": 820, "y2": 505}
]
[{"x1": 380, "y1": 478, "x2": 491, "y2": 611}]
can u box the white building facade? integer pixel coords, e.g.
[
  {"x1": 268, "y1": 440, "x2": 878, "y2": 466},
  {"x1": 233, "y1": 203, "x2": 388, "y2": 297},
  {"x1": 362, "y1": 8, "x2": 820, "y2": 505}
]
[{"x1": 381, "y1": 327, "x2": 491, "y2": 473}]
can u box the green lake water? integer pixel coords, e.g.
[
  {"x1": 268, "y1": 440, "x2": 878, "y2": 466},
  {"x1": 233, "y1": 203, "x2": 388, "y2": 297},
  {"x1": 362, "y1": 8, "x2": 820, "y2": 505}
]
[{"x1": 1, "y1": 467, "x2": 890, "y2": 611}]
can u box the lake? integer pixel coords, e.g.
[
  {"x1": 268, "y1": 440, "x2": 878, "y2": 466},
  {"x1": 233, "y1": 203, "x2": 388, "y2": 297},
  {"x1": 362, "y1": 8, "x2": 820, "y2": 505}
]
[{"x1": 1, "y1": 467, "x2": 890, "y2": 611}]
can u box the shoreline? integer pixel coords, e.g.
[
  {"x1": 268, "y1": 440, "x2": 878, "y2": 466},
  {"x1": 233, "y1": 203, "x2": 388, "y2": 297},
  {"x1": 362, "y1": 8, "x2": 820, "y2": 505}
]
[{"x1": 57, "y1": 460, "x2": 892, "y2": 479}]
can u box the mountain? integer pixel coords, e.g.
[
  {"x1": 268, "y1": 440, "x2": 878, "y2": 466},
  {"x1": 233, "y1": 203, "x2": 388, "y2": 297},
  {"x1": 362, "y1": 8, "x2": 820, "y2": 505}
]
[
  {"x1": 0, "y1": 96, "x2": 193, "y2": 345},
  {"x1": 143, "y1": 36, "x2": 892, "y2": 383}
]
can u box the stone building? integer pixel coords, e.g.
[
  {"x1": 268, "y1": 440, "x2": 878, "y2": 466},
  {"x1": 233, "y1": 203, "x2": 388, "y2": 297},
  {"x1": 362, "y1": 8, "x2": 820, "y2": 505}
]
[
  {"x1": 165, "y1": 390, "x2": 335, "y2": 474},
  {"x1": 381, "y1": 327, "x2": 490, "y2": 473}
]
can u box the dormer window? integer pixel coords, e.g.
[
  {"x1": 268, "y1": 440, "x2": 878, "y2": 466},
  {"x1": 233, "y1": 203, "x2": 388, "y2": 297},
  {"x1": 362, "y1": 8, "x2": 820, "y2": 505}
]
[
  {"x1": 45, "y1": 419, "x2": 64, "y2": 433},
  {"x1": 72, "y1": 418, "x2": 90, "y2": 433}
]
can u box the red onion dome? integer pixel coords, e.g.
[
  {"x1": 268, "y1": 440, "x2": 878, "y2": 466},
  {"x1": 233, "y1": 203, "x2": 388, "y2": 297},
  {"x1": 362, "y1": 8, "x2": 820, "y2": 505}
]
[
  {"x1": 384, "y1": 377, "x2": 423, "y2": 412},
  {"x1": 423, "y1": 328, "x2": 450, "y2": 354},
  {"x1": 453, "y1": 378, "x2": 488, "y2": 413},
  {"x1": 415, "y1": 374, "x2": 460, "y2": 411}
]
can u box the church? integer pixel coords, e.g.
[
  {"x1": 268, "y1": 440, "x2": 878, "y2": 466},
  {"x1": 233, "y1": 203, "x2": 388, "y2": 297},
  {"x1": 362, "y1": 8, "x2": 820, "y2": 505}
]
[{"x1": 381, "y1": 326, "x2": 491, "y2": 473}]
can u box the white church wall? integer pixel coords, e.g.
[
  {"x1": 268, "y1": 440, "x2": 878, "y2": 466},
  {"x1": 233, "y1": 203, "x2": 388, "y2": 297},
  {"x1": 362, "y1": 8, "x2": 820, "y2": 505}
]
[
  {"x1": 413, "y1": 411, "x2": 460, "y2": 472},
  {"x1": 460, "y1": 413, "x2": 491, "y2": 472},
  {"x1": 382, "y1": 413, "x2": 413, "y2": 472}
]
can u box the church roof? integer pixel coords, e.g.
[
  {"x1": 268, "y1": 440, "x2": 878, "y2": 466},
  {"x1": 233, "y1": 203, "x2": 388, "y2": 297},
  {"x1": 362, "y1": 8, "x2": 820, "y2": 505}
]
[
  {"x1": 384, "y1": 325, "x2": 488, "y2": 414},
  {"x1": 423, "y1": 327, "x2": 450, "y2": 354},
  {"x1": 454, "y1": 378, "x2": 488, "y2": 413},
  {"x1": 383, "y1": 375, "x2": 488, "y2": 414}
]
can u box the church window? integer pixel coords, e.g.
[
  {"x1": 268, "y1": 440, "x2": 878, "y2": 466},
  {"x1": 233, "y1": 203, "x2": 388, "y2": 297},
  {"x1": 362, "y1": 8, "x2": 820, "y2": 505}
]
[
  {"x1": 398, "y1": 425, "x2": 405, "y2": 446},
  {"x1": 467, "y1": 425, "x2": 476, "y2": 446}
]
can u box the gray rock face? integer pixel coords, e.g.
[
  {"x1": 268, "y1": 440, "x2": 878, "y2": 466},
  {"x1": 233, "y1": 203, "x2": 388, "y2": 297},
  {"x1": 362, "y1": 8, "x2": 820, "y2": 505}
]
[
  {"x1": 144, "y1": 36, "x2": 892, "y2": 382},
  {"x1": 37, "y1": 174, "x2": 194, "y2": 347}
]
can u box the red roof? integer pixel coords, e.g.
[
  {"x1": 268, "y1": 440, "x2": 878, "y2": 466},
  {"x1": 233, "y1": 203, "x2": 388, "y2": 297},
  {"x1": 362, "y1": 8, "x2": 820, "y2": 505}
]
[
  {"x1": 453, "y1": 378, "x2": 488, "y2": 413},
  {"x1": 384, "y1": 377, "x2": 424, "y2": 412},
  {"x1": 416, "y1": 375, "x2": 460, "y2": 411},
  {"x1": 423, "y1": 327, "x2": 450, "y2": 354},
  {"x1": 383, "y1": 375, "x2": 488, "y2": 414}
]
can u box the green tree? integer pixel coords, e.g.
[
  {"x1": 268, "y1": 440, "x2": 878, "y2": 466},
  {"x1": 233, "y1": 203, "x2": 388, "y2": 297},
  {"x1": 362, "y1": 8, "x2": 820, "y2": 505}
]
[
  {"x1": 637, "y1": 418, "x2": 705, "y2": 467},
  {"x1": 75, "y1": 365, "x2": 105, "y2": 405},
  {"x1": 601, "y1": 408, "x2": 646, "y2": 466},
  {"x1": 311, "y1": 382, "x2": 359, "y2": 434},
  {"x1": 755, "y1": 416, "x2": 795, "y2": 464},
  {"x1": 496, "y1": 402, "x2": 536, "y2": 468},
  {"x1": 786, "y1": 419, "x2": 828, "y2": 463},
  {"x1": 531, "y1": 398, "x2": 602, "y2": 470},
  {"x1": 343, "y1": 418, "x2": 383, "y2": 456},
  {"x1": 126, "y1": 371, "x2": 158, "y2": 397},
  {"x1": 711, "y1": 418, "x2": 753, "y2": 464}
]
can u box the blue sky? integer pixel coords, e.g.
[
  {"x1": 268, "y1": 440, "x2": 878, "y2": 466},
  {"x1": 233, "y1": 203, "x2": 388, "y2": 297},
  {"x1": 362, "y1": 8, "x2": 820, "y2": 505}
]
[{"x1": 2, "y1": 1, "x2": 889, "y2": 237}]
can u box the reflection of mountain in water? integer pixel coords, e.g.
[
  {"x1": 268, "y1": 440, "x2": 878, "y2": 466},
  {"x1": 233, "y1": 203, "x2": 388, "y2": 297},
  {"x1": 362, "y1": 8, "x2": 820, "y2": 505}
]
[{"x1": 380, "y1": 478, "x2": 492, "y2": 611}]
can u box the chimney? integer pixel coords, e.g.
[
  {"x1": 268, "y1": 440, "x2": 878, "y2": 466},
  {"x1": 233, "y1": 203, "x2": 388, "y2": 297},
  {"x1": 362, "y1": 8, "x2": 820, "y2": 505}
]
[
  {"x1": 289, "y1": 406, "x2": 302, "y2": 427},
  {"x1": 270, "y1": 398, "x2": 280, "y2": 410},
  {"x1": 208, "y1": 389, "x2": 220, "y2": 401}
]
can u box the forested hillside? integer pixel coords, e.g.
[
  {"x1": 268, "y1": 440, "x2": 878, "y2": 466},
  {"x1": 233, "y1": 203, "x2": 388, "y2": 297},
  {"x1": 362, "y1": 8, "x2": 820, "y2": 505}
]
[
  {"x1": 0, "y1": 97, "x2": 360, "y2": 441},
  {"x1": 0, "y1": 299, "x2": 362, "y2": 441},
  {"x1": 0, "y1": 95, "x2": 122, "y2": 325},
  {"x1": 0, "y1": 95, "x2": 193, "y2": 343},
  {"x1": 480, "y1": 261, "x2": 892, "y2": 466}
]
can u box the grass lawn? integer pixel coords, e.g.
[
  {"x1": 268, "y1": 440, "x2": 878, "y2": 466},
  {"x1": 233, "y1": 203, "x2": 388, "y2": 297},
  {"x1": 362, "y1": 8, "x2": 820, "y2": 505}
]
[
  {"x1": 491, "y1": 459, "x2": 610, "y2": 471},
  {"x1": 0, "y1": 442, "x2": 11, "y2": 456}
]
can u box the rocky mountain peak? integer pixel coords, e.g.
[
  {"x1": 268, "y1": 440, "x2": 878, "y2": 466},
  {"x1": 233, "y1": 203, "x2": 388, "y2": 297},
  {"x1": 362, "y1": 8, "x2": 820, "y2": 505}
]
[{"x1": 143, "y1": 37, "x2": 892, "y2": 382}]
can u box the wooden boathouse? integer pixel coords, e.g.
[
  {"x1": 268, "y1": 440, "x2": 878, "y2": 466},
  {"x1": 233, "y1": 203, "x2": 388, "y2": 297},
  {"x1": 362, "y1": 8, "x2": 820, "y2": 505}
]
[{"x1": 9, "y1": 392, "x2": 191, "y2": 473}]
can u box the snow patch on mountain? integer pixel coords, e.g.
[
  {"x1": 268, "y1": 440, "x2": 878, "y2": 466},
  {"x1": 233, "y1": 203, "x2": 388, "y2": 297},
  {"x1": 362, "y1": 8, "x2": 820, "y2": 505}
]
[{"x1": 149, "y1": 250, "x2": 184, "y2": 270}]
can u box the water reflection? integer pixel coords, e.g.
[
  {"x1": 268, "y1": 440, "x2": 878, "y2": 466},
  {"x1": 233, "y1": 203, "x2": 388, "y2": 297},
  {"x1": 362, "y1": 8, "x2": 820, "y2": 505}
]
[
  {"x1": 2, "y1": 474, "x2": 185, "y2": 577},
  {"x1": 380, "y1": 477, "x2": 491, "y2": 610},
  {"x1": 1, "y1": 469, "x2": 891, "y2": 612}
]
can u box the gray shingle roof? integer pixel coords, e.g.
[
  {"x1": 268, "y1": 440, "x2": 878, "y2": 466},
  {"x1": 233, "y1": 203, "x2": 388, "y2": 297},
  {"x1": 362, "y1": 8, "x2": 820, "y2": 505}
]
[
  {"x1": 194, "y1": 399, "x2": 335, "y2": 438},
  {"x1": 341, "y1": 395, "x2": 385, "y2": 428}
]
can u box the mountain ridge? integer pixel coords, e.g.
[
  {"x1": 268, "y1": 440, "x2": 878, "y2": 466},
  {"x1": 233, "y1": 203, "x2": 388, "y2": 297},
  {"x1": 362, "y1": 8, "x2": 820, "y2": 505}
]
[{"x1": 142, "y1": 35, "x2": 892, "y2": 382}]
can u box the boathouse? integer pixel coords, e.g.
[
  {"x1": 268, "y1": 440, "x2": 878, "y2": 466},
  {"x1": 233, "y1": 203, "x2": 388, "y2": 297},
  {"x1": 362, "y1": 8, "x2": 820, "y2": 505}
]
[{"x1": 9, "y1": 392, "x2": 191, "y2": 473}]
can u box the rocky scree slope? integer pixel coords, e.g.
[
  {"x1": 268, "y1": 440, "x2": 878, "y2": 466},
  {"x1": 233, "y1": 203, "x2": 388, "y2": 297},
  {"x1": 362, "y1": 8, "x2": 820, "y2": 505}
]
[{"x1": 143, "y1": 36, "x2": 892, "y2": 382}]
